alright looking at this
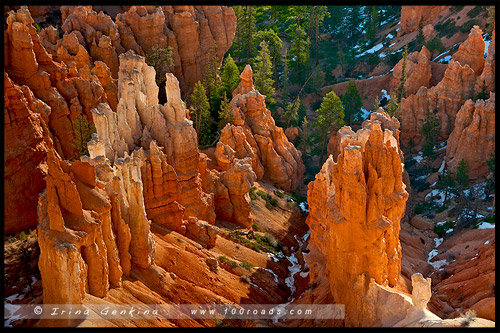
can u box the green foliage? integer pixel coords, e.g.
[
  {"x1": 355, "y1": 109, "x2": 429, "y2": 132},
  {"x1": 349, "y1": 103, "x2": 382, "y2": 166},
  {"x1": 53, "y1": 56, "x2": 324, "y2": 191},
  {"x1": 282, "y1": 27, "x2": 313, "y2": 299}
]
[
  {"x1": 217, "y1": 93, "x2": 233, "y2": 131},
  {"x1": 396, "y1": 45, "x2": 408, "y2": 103},
  {"x1": 34, "y1": 23, "x2": 41, "y2": 33},
  {"x1": 425, "y1": 37, "x2": 446, "y2": 53},
  {"x1": 315, "y1": 91, "x2": 345, "y2": 134},
  {"x1": 251, "y1": 223, "x2": 260, "y2": 231},
  {"x1": 486, "y1": 6, "x2": 495, "y2": 34},
  {"x1": 415, "y1": 200, "x2": 437, "y2": 215},
  {"x1": 385, "y1": 93, "x2": 401, "y2": 120},
  {"x1": 435, "y1": 19, "x2": 459, "y2": 38},
  {"x1": 273, "y1": 190, "x2": 284, "y2": 198},
  {"x1": 19, "y1": 231, "x2": 28, "y2": 241},
  {"x1": 145, "y1": 45, "x2": 174, "y2": 87},
  {"x1": 420, "y1": 109, "x2": 439, "y2": 158},
  {"x1": 434, "y1": 221, "x2": 456, "y2": 237},
  {"x1": 72, "y1": 113, "x2": 96, "y2": 159},
  {"x1": 342, "y1": 79, "x2": 362, "y2": 124},
  {"x1": 299, "y1": 116, "x2": 309, "y2": 154},
  {"x1": 254, "y1": 233, "x2": 281, "y2": 254},
  {"x1": 254, "y1": 28, "x2": 283, "y2": 66},
  {"x1": 220, "y1": 54, "x2": 240, "y2": 98},
  {"x1": 249, "y1": 186, "x2": 258, "y2": 200},
  {"x1": 252, "y1": 41, "x2": 276, "y2": 104},
  {"x1": 460, "y1": 19, "x2": 480, "y2": 34},
  {"x1": 287, "y1": 23, "x2": 310, "y2": 83},
  {"x1": 455, "y1": 159, "x2": 470, "y2": 190},
  {"x1": 475, "y1": 80, "x2": 488, "y2": 101},
  {"x1": 435, "y1": 170, "x2": 457, "y2": 206},
  {"x1": 485, "y1": 153, "x2": 495, "y2": 196},
  {"x1": 282, "y1": 97, "x2": 301, "y2": 128},
  {"x1": 218, "y1": 256, "x2": 238, "y2": 268},
  {"x1": 203, "y1": 49, "x2": 223, "y2": 113},
  {"x1": 467, "y1": 6, "x2": 484, "y2": 18},
  {"x1": 366, "y1": 6, "x2": 379, "y2": 44},
  {"x1": 190, "y1": 81, "x2": 212, "y2": 146},
  {"x1": 240, "y1": 261, "x2": 254, "y2": 270}
]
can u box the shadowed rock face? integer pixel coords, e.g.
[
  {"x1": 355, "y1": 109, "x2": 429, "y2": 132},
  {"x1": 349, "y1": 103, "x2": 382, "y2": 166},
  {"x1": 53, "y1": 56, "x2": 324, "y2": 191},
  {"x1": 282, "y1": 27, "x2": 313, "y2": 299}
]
[
  {"x1": 446, "y1": 93, "x2": 495, "y2": 179},
  {"x1": 306, "y1": 111, "x2": 409, "y2": 326},
  {"x1": 400, "y1": 25, "x2": 494, "y2": 149},
  {"x1": 215, "y1": 65, "x2": 305, "y2": 192},
  {"x1": 40, "y1": 5, "x2": 236, "y2": 96}
]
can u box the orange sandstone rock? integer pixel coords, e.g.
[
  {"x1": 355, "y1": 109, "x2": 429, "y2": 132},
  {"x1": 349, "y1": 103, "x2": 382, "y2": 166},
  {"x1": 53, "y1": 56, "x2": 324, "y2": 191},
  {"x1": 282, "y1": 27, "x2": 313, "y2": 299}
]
[
  {"x1": 451, "y1": 25, "x2": 485, "y2": 76},
  {"x1": 398, "y1": 6, "x2": 447, "y2": 37},
  {"x1": 446, "y1": 93, "x2": 495, "y2": 179}
]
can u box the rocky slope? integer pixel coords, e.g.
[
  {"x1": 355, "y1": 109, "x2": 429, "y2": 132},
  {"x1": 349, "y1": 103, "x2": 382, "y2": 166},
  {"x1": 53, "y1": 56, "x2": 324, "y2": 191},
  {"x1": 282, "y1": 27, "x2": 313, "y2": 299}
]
[{"x1": 398, "y1": 6, "x2": 447, "y2": 37}]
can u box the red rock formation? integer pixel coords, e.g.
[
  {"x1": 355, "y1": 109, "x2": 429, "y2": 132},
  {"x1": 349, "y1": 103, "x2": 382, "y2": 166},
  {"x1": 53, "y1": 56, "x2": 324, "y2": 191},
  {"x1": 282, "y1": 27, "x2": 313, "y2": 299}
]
[
  {"x1": 391, "y1": 46, "x2": 432, "y2": 96},
  {"x1": 90, "y1": 51, "x2": 215, "y2": 229},
  {"x1": 4, "y1": 72, "x2": 53, "y2": 233},
  {"x1": 216, "y1": 65, "x2": 305, "y2": 192},
  {"x1": 4, "y1": 6, "x2": 107, "y2": 159},
  {"x1": 400, "y1": 26, "x2": 492, "y2": 148},
  {"x1": 285, "y1": 126, "x2": 300, "y2": 142},
  {"x1": 451, "y1": 25, "x2": 485, "y2": 75},
  {"x1": 398, "y1": 6, "x2": 447, "y2": 37},
  {"x1": 49, "y1": 5, "x2": 236, "y2": 96},
  {"x1": 305, "y1": 111, "x2": 409, "y2": 326},
  {"x1": 446, "y1": 93, "x2": 495, "y2": 179},
  {"x1": 477, "y1": 26, "x2": 495, "y2": 93}
]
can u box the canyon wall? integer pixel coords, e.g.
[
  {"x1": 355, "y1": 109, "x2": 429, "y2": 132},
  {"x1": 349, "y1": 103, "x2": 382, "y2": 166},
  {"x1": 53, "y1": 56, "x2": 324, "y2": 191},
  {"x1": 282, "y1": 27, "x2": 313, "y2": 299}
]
[{"x1": 398, "y1": 6, "x2": 447, "y2": 37}]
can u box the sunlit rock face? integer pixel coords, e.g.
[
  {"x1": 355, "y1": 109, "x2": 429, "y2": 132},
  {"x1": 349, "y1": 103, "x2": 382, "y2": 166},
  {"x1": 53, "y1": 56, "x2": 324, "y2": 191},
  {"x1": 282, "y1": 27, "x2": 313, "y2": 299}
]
[
  {"x1": 306, "y1": 111, "x2": 409, "y2": 326},
  {"x1": 215, "y1": 65, "x2": 305, "y2": 192}
]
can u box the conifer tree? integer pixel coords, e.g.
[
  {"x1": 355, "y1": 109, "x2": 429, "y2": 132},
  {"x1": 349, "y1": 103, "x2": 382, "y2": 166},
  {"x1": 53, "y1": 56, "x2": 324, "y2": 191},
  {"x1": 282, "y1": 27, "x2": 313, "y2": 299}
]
[
  {"x1": 252, "y1": 41, "x2": 276, "y2": 104},
  {"x1": 435, "y1": 170, "x2": 456, "y2": 207},
  {"x1": 203, "y1": 48, "x2": 223, "y2": 115},
  {"x1": 244, "y1": 6, "x2": 257, "y2": 60},
  {"x1": 254, "y1": 29, "x2": 283, "y2": 86},
  {"x1": 190, "y1": 81, "x2": 212, "y2": 146},
  {"x1": 396, "y1": 45, "x2": 409, "y2": 103},
  {"x1": 315, "y1": 91, "x2": 345, "y2": 164},
  {"x1": 72, "y1": 113, "x2": 96, "y2": 159},
  {"x1": 220, "y1": 54, "x2": 240, "y2": 98},
  {"x1": 218, "y1": 92, "x2": 233, "y2": 130},
  {"x1": 342, "y1": 79, "x2": 362, "y2": 124},
  {"x1": 283, "y1": 97, "x2": 301, "y2": 128},
  {"x1": 233, "y1": 6, "x2": 245, "y2": 62},
  {"x1": 288, "y1": 23, "x2": 310, "y2": 83},
  {"x1": 299, "y1": 115, "x2": 309, "y2": 154}
]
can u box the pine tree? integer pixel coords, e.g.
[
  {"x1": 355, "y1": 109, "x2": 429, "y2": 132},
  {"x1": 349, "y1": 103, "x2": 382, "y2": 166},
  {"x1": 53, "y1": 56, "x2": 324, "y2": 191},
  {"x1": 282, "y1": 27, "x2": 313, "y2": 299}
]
[
  {"x1": 315, "y1": 91, "x2": 345, "y2": 164},
  {"x1": 203, "y1": 47, "x2": 223, "y2": 115},
  {"x1": 420, "y1": 109, "x2": 439, "y2": 158},
  {"x1": 396, "y1": 45, "x2": 409, "y2": 103},
  {"x1": 342, "y1": 79, "x2": 362, "y2": 124},
  {"x1": 455, "y1": 159, "x2": 470, "y2": 193},
  {"x1": 435, "y1": 170, "x2": 456, "y2": 207},
  {"x1": 283, "y1": 97, "x2": 301, "y2": 128},
  {"x1": 190, "y1": 81, "x2": 212, "y2": 146},
  {"x1": 220, "y1": 54, "x2": 240, "y2": 98},
  {"x1": 289, "y1": 6, "x2": 311, "y2": 28},
  {"x1": 288, "y1": 23, "x2": 310, "y2": 83},
  {"x1": 72, "y1": 113, "x2": 96, "y2": 159},
  {"x1": 254, "y1": 28, "x2": 283, "y2": 86},
  {"x1": 299, "y1": 115, "x2": 309, "y2": 154},
  {"x1": 366, "y1": 6, "x2": 379, "y2": 45},
  {"x1": 233, "y1": 6, "x2": 245, "y2": 62},
  {"x1": 310, "y1": 6, "x2": 330, "y2": 65},
  {"x1": 415, "y1": 19, "x2": 425, "y2": 51},
  {"x1": 252, "y1": 41, "x2": 276, "y2": 104},
  {"x1": 218, "y1": 92, "x2": 233, "y2": 130},
  {"x1": 373, "y1": 95, "x2": 381, "y2": 111},
  {"x1": 244, "y1": 6, "x2": 257, "y2": 60},
  {"x1": 385, "y1": 93, "x2": 401, "y2": 119}
]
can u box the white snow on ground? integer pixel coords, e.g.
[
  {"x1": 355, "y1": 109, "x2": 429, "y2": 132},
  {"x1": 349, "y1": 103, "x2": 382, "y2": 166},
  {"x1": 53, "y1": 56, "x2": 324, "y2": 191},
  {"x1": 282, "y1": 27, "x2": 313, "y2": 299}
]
[
  {"x1": 434, "y1": 238, "x2": 444, "y2": 248},
  {"x1": 429, "y1": 258, "x2": 451, "y2": 269},
  {"x1": 386, "y1": 33, "x2": 394, "y2": 39},
  {"x1": 426, "y1": 189, "x2": 446, "y2": 205},
  {"x1": 259, "y1": 267, "x2": 279, "y2": 284},
  {"x1": 445, "y1": 228, "x2": 454, "y2": 234},
  {"x1": 438, "y1": 156, "x2": 446, "y2": 173},
  {"x1": 299, "y1": 271, "x2": 309, "y2": 278},
  {"x1": 267, "y1": 252, "x2": 280, "y2": 262},
  {"x1": 388, "y1": 42, "x2": 396, "y2": 47},
  {"x1": 484, "y1": 240, "x2": 490, "y2": 245},
  {"x1": 4, "y1": 277, "x2": 38, "y2": 327},
  {"x1": 356, "y1": 42, "x2": 384, "y2": 57},
  {"x1": 299, "y1": 202, "x2": 308, "y2": 214},
  {"x1": 484, "y1": 33, "x2": 491, "y2": 57},
  {"x1": 477, "y1": 222, "x2": 495, "y2": 229},
  {"x1": 358, "y1": 107, "x2": 371, "y2": 120},
  {"x1": 438, "y1": 55, "x2": 452, "y2": 64},
  {"x1": 380, "y1": 89, "x2": 391, "y2": 100},
  {"x1": 427, "y1": 249, "x2": 439, "y2": 262},
  {"x1": 413, "y1": 152, "x2": 424, "y2": 164}
]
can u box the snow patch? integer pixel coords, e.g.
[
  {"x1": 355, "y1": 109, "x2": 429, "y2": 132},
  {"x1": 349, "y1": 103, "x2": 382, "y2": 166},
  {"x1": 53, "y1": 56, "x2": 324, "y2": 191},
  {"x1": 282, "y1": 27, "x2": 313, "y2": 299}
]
[
  {"x1": 477, "y1": 222, "x2": 495, "y2": 229},
  {"x1": 356, "y1": 42, "x2": 384, "y2": 58},
  {"x1": 484, "y1": 240, "x2": 490, "y2": 245},
  {"x1": 438, "y1": 55, "x2": 451, "y2": 64},
  {"x1": 434, "y1": 238, "x2": 443, "y2": 248},
  {"x1": 299, "y1": 202, "x2": 309, "y2": 214},
  {"x1": 438, "y1": 156, "x2": 446, "y2": 173}
]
